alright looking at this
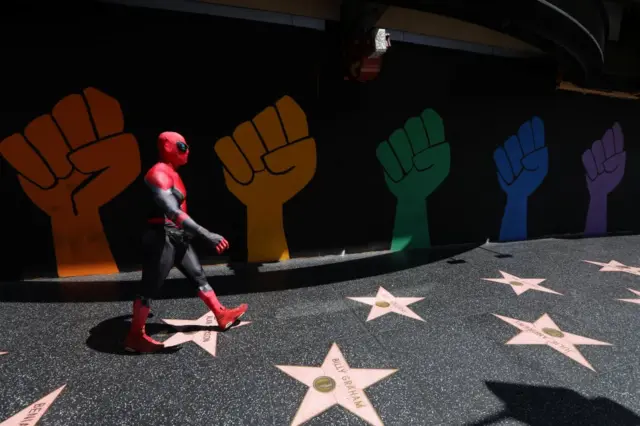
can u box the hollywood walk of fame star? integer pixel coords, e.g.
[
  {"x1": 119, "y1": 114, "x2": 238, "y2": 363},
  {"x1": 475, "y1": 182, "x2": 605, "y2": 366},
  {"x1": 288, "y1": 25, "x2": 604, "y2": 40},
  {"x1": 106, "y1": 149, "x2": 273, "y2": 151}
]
[
  {"x1": 162, "y1": 312, "x2": 251, "y2": 357},
  {"x1": 0, "y1": 385, "x2": 65, "y2": 426},
  {"x1": 348, "y1": 286, "x2": 425, "y2": 322},
  {"x1": 617, "y1": 288, "x2": 640, "y2": 305},
  {"x1": 275, "y1": 343, "x2": 397, "y2": 426},
  {"x1": 583, "y1": 260, "x2": 640, "y2": 276},
  {"x1": 482, "y1": 271, "x2": 561, "y2": 296},
  {"x1": 493, "y1": 313, "x2": 612, "y2": 372}
]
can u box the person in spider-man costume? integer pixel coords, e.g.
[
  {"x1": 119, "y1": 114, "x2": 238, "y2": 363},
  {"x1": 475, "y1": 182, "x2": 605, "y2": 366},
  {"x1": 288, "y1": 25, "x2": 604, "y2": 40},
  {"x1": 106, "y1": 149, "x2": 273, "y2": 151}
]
[{"x1": 124, "y1": 131, "x2": 248, "y2": 353}]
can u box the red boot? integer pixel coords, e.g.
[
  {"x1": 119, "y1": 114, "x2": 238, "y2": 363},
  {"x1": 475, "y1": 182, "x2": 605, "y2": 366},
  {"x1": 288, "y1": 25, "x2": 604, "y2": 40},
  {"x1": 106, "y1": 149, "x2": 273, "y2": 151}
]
[
  {"x1": 198, "y1": 290, "x2": 248, "y2": 330},
  {"x1": 124, "y1": 299, "x2": 165, "y2": 353}
]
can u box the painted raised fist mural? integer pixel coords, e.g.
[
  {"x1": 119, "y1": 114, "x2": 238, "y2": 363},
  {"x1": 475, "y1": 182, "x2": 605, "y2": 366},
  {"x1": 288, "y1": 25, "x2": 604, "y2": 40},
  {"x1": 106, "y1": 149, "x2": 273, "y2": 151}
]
[
  {"x1": 494, "y1": 117, "x2": 548, "y2": 241},
  {"x1": 583, "y1": 122, "x2": 626, "y2": 236},
  {"x1": 215, "y1": 96, "x2": 316, "y2": 262},
  {"x1": 376, "y1": 108, "x2": 451, "y2": 251},
  {"x1": 0, "y1": 87, "x2": 140, "y2": 277}
]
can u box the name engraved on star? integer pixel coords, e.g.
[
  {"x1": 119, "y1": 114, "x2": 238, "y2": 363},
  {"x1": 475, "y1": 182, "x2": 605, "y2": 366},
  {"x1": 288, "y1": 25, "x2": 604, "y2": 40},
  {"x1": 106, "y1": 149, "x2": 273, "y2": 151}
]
[
  {"x1": 202, "y1": 315, "x2": 215, "y2": 342},
  {"x1": 332, "y1": 358, "x2": 367, "y2": 409},
  {"x1": 19, "y1": 402, "x2": 47, "y2": 425},
  {"x1": 515, "y1": 320, "x2": 573, "y2": 354},
  {"x1": 509, "y1": 281, "x2": 523, "y2": 287},
  {"x1": 390, "y1": 300, "x2": 408, "y2": 314},
  {"x1": 332, "y1": 358, "x2": 346, "y2": 374},
  {"x1": 378, "y1": 294, "x2": 407, "y2": 313}
]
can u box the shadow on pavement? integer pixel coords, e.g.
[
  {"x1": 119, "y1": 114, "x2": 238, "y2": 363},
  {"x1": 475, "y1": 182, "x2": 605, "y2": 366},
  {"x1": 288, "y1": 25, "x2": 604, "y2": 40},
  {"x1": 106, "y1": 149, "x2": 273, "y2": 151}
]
[
  {"x1": 0, "y1": 243, "x2": 484, "y2": 303},
  {"x1": 468, "y1": 381, "x2": 640, "y2": 426},
  {"x1": 86, "y1": 314, "x2": 181, "y2": 356}
]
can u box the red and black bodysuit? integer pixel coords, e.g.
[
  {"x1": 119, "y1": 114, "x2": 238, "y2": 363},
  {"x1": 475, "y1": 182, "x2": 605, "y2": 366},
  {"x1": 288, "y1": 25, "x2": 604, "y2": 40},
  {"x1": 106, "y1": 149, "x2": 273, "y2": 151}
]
[{"x1": 125, "y1": 131, "x2": 248, "y2": 354}]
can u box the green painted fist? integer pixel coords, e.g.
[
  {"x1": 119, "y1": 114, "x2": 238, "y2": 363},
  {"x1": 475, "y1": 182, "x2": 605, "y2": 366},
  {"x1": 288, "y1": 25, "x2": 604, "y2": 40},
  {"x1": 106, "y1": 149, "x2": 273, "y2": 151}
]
[
  {"x1": 377, "y1": 108, "x2": 450, "y2": 200},
  {"x1": 376, "y1": 109, "x2": 451, "y2": 251}
]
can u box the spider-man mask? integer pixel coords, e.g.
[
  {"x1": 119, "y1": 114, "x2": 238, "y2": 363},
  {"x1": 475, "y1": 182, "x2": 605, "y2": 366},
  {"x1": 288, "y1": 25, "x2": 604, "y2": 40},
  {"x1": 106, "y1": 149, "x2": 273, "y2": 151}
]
[{"x1": 158, "y1": 131, "x2": 189, "y2": 168}]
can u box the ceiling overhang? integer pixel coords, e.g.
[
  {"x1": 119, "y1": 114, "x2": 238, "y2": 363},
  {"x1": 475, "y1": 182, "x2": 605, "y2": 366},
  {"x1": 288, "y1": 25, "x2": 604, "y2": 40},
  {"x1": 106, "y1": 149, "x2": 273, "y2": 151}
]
[{"x1": 362, "y1": 0, "x2": 609, "y2": 82}]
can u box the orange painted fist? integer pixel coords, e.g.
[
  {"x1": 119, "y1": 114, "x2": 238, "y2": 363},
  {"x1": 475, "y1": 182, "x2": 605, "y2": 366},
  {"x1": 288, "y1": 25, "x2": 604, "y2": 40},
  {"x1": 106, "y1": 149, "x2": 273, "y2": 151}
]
[{"x1": 0, "y1": 87, "x2": 140, "y2": 277}]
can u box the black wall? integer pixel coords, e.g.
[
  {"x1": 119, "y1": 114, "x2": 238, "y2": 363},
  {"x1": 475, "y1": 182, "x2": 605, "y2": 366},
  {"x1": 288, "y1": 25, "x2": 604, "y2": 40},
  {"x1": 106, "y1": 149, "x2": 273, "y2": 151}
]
[{"x1": 1, "y1": 3, "x2": 639, "y2": 279}]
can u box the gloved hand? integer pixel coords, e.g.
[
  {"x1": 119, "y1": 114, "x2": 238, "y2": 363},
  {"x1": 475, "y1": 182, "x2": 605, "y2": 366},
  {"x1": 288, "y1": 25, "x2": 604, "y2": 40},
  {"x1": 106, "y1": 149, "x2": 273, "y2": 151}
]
[
  {"x1": 200, "y1": 228, "x2": 229, "y2": 254},
  {"x1": 179, "y1": 215, "x2": 230, "y2": 255}
]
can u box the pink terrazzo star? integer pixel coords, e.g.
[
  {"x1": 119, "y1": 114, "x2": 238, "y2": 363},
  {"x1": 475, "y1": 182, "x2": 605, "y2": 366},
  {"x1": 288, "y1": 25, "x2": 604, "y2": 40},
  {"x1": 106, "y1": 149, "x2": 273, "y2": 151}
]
[
  {"x1": 162, "y1": 312, "x2": 250, "y2": 357},
  {"x1": 348, "y1": 286, "x2": 425, "y2": 322},
  {"x1": 584, "y1": 260, "x2": 640, "y2": 276},
  {"x1": 482, "y1": 271, "x2": 561, "y2": 296},
  {"x1": 493, "y1": 313, "x2": 612, "y2": 372},
  {"x1": 617, "y1": 288, "x2": 640, "y2": 305},
  {"x1": 0, "y1": 352, "x2": 6, "y2": 356},
  {"x1": 276, "y1": 343, "x2": 397, "y2": 426},
  {"x1": 0, "y1": 385, "x2": 65, "y2": 426}
]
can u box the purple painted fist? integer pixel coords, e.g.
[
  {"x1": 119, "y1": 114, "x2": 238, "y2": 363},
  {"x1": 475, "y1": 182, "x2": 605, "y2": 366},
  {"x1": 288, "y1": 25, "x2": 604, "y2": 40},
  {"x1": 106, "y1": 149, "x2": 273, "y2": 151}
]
[{"x1": 582, "y1": 122, "x2": 626, "y2": 197}]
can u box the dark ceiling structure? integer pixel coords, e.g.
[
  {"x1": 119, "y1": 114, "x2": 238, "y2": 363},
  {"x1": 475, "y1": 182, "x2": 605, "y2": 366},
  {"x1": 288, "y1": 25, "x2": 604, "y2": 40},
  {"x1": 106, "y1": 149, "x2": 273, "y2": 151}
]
[
  {"x1": 340, "y1": 0, "x2": 640, "y2": 94},
  {"x1": 2, "y1": 0, "x2": 638, "y2": 95}
]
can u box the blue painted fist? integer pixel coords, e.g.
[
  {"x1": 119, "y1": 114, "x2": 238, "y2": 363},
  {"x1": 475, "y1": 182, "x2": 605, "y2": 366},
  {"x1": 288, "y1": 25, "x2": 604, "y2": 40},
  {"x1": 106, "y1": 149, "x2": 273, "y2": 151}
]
[{"x1": 494, "y1": 117, "x2": 548, "y2": 199}]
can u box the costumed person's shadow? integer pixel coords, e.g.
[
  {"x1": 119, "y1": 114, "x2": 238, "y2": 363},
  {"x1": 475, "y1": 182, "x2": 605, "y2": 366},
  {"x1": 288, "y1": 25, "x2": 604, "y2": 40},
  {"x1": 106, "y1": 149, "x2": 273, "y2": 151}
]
[{"x1": 86, "y1": 315, "x2": 183, "y2": 355}]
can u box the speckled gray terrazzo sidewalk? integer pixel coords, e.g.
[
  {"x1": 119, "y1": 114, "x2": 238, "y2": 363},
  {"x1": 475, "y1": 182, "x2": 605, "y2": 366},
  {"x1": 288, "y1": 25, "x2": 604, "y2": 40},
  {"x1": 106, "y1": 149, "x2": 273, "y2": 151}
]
[{"x1": 1, "y1": 236, "x2": 640, "y2": 425}]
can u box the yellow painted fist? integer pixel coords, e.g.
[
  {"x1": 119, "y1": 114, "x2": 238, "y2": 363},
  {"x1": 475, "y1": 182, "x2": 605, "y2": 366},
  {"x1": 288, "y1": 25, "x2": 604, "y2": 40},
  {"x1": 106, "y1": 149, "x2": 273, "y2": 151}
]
[
  {"x1": 214, "y1": 96, "x2": 317, "y2": 262},
  {"x1": 215, "y1": 96, "x2": 316, "y2": 208}
]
